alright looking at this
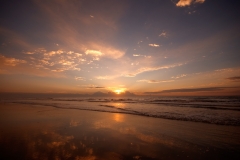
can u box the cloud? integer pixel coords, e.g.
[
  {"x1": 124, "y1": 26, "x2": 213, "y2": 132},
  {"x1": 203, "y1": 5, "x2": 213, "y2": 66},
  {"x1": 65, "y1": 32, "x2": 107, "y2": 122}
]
[
  {"x1": 75, "y1": 77, "x2": 84, "y2": 81},
  {"x1": 34, "y1": 0, "x2": 127, "y2": 57},
  {"x1": 0, "y1": 55, "x2": 26, "y2": 66},
  {"x1": 133, "y1": 54, "x2": 141, "y2": 57},
  {"x1": 28, "y1": 48, "x2": 83, "y2": 72},
  {"x1": 80, "y1": 84, "x2": 105, "y2": 89},
  {"x1": 176, "y1": 0, "x2": 205, "y2": 7},
  {"x1": 85, "y1": 50, "x2": 102, "y2": 56},
  {"x1": 24, "y1": 51, "x2": 35, "y2": 55},
  {"x1": 86, "y1": 43, "x2": 125, "y2": 59},
  {"x1": 159, "y1": 31, "x2": 167, "y2": 37},
  {"x1": 195, "y1": 0, "x2": 205, "y2": 3},
  {"x1": 171, "y1": 74, "x2": 187, "y2": 79},
  {"x1": 149, "y1": 44, "x2": 160, "y2": 47},
  {"x1": 96, "y1": 75, "x2": 117, "y2": 80},
  {"x1": 44, "y1": 50, "x2": 64, "y2": 56},
  {"x1": 0, "y1": 47, "x2": 86, "y2": 76},
  {"x1": 176, "y1": 0, "x2": 192, "y2": 7},
  {"x1": 0, "y1": 27, "x2": 33, "y2": 49},
  {"x1": 123, "y1": 63, "x2": 185, "y2": 77},
  {"x1": 137, "y1": 79, "x2": 174, "y2": 83},
  {"x1": 133, "y1": 54, "x2": 151, "y2": 58},
  {"x1": 226, "y1": 76, "x2": 240, "y2": 82}
]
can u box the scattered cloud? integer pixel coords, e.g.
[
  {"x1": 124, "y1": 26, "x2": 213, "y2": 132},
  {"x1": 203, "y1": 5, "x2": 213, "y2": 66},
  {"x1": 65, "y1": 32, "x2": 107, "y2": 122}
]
[
  {"x1": 1, "y1": 48, "x2": 85, "y2": 75},
  {"x1": 30, "y1": 49, "x2": 84, "y2": 71},
  {"x1": 149, "y1": 44, "x2": 160, "y2": 47},
  {"x1": 44, "y1": 50, "x2": 64, "y2": 57},
  {"x1": 137, "y1": 79, "x2": 174, "y2": 83},
  {"x1": 176, "y1": 0, "x2": 205, "y2": 7},
  {"x1": 0, "y1": 55, "x2": 26, "y2": 66}
]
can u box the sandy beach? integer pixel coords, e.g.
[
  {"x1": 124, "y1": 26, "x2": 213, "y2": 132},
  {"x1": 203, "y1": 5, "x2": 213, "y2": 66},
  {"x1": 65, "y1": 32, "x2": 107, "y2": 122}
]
[{"x1": 0, "y1": 102, "x2": 240, "y2": 160}]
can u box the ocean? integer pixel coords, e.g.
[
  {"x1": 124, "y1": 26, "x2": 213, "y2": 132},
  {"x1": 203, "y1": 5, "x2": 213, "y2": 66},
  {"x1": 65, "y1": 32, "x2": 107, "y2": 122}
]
[{"x1": 1, "y1": 94, "x2": 240, "y2": 126}]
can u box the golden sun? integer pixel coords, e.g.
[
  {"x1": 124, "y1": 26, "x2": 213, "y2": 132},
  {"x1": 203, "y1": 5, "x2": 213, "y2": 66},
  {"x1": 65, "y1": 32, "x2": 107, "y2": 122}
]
[{"x1": 114, "y1": 89, "x2": 124, "y2": 95}]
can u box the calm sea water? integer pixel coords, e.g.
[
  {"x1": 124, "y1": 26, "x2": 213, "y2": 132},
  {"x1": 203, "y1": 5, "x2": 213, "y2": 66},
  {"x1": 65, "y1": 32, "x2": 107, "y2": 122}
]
[{"x1": 1, "y1": 94, "x2": 240, "y2": 126}]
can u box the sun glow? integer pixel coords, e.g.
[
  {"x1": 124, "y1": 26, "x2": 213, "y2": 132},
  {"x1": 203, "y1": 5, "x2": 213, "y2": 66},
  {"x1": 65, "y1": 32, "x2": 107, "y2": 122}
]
[{"x1": 114, "y1": 89, "x2": 123, "y2": 94}]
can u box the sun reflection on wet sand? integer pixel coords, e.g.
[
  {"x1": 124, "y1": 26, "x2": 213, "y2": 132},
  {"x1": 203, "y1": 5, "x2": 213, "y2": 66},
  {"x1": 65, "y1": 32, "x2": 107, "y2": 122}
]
[
  {"x1": 1, "y1": 103, "x2": 240, "y2": 159},
  {"x1": 113, "y1": 113, "x2": 124, "y2": 122},
  {"x1": 69, "y1": 119, "x2": 81, "y2": 127}
]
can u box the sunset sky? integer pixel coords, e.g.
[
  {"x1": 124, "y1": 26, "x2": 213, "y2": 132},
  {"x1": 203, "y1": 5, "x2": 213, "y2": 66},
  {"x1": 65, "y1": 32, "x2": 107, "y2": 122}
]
[{"x1": 0, "y1": 0, "x2": 239, "y2": 95}]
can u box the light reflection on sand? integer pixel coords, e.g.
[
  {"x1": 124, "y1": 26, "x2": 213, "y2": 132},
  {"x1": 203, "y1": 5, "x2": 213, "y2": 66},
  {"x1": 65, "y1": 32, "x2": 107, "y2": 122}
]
[
  {"x1": 113, "y1": 113, "x2": 124, "y2": 122},
  {"x1": 1, "y1": 103, "x2": 240, "y2": 159},
  {"x1": 70, "y1": 119, "x2": 81, "y2": 127}
]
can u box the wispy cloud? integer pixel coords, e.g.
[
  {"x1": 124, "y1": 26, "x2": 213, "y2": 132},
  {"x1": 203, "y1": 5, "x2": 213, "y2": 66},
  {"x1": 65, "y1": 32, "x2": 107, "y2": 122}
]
[
  {"x1": 123, "y1": 63, "x2": 185, "y2": 77},
  {"x1": 24, "y1": 51, "x2": 35, "y2": 55},
  {"x1": 176, "y1": 0, "x2": 205, "y2": 7},
  {"x1": 81, "y1": 84, "x2": 105, "y2": 89},
  {"x1": 86, "y1": 43, "x2": 125, "y2": 59},
  {"x1": 159, "y1": 31, "x2": 167, "y2": 37},
  {"x1": 137, "y1": 79, "x2": 174, "y2": 83},
  {"x1": 171, "y1": 74, "x2": 187, "y2": 79},
  {"x1": 34, "y1": 0, "x2": 127, "y2": 58},
  {"x1": 145, "y1": 87, "x2": 232, "y2": 94},
  {"x1": 75, "y1": 77, "x2": 84, "y2": 81},
  {"x1": 226, "y1": 76, "x2": 240, "y2": 82},
  {"x1": 0, "y1": 27, "x2": 33, "y2": 49}
]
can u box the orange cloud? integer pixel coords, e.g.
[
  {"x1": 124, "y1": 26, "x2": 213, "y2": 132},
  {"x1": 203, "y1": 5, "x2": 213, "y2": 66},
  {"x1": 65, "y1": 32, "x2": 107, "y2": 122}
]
[
  {"x1": 0, "y1": 55, "x2": 26, "y2": 66},
  {"x1": 176, "y1": 0, "x2": 205, "y2": 7},
  {"x1": 137, "y1": 79, "x2": 174, "y2": 83},
  {"x1": 85, "y1": 50, "x2": 102, "y2": 56},
  {"x1": 86, "y1": 43, "x2": 125, "y2": 59}
]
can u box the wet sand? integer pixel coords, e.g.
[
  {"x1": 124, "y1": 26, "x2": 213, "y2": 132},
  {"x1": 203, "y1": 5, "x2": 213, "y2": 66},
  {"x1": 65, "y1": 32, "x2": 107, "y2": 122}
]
[{"x1": 0, "y1": 102, "x2": 240, "y2": 160}]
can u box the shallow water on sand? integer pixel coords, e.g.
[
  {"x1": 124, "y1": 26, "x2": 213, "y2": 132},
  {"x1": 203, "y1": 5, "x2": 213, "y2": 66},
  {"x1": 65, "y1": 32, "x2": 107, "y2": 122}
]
[{"x1": 0, "y1": 103, "x2": 240, "y2": 160}]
